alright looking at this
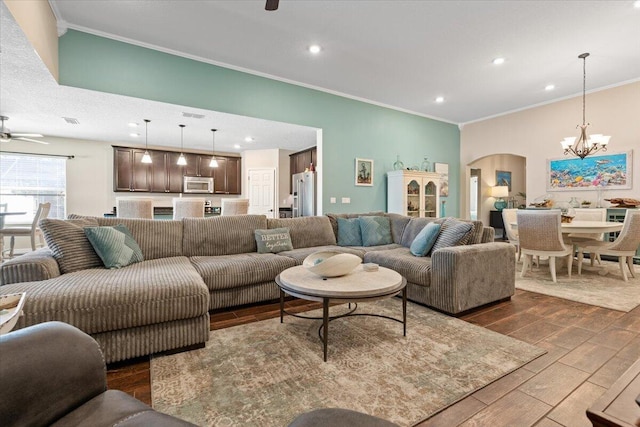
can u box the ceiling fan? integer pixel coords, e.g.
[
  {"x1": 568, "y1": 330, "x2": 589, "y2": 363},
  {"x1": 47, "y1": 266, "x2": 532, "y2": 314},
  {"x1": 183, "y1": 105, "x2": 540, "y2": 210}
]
[
  {"x1": 0, "y1": 116, "x2": 49, "y2": 145},
  {"x1": 265, "y1": 0, "x2": 279, "y2": 11}
]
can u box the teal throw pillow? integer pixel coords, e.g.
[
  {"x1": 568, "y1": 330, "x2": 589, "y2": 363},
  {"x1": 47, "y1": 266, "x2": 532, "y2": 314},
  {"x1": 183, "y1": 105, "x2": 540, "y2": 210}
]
[
  {"x1": 429, "y1": 218, "x2": 473, "y2": 255},
  {"x1": 410, "y1": 223, "x2": 442, "y2": 256},
  {"x1": 337, "y1": 217, "x2": 363, "y2": 246},
  {"x1": 255, "y1": 228, "x2": 294, "y2": 253},
  {"x1": 359, "y1": 216, "x2": 393, "y2": 247},
  {"x1": 84, "y1": 224, "x2": 144, "y2": 269}
]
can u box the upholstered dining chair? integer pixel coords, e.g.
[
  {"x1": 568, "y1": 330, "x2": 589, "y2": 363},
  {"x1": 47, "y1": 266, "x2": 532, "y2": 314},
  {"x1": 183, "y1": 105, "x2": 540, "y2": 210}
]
[
  {"x1": 173, "y1": 197, "x2": 205, "y2": 220},
  {"x1": 576, "y1": 209, "x2": 640, "y2": 282},
  {"x1": 221, "y1": 198, "x2": 249, "y2": 216},
  {"x1": 116, "y1": 197, "x2": 154, "y2": 219},
  {"x1": 517, "y1": 210, "x2": 573, "y2": 283},
  {"x1": 0, "y1": 202, "x2": 51, "y2": 259},
  {"x1": 502, "y1": 208, "x2": 521, "y2": 261}
]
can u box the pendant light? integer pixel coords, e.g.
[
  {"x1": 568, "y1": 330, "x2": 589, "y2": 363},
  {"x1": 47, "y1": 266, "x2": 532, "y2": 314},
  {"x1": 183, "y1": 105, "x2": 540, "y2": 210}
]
[
  {"x1": 140, "y1": 119, "x2": 152, "y2": 164},
  {"x1": 177, "y1": 124, "x2": 187, "y2": 166},
  {"x1": 209, "y1": 128, "x2": 219, "y2": 168},
  {"x1": 560, "y1": 53, "x2": 611, "y2": 160}
]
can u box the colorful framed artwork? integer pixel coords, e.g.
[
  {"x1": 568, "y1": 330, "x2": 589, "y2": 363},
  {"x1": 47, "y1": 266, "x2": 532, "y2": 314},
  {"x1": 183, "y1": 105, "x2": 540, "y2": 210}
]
[
  {"x1": 496, "y1": 170, "x2": 512, "y2": 191},
  {"x1": 355, "y1": 158, "x2": 373, "y2": 186},
  {"x1": 434, "y1": 162, "x2": 449, "y2": 197},
  {"x1": 547, "y1": 150, "x2": 632, "y2": 191}
]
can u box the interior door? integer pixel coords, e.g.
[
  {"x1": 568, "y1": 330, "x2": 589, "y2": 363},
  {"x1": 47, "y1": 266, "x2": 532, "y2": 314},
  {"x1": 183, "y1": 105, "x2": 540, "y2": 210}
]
[{"x1": 248, "y1": 168, "x2": 276, "y2": 218}]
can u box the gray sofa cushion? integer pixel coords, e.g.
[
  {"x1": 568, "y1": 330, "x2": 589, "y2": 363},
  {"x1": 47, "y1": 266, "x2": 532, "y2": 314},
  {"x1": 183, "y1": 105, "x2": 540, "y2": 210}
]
[
  {"x1": 400, "y1": 217, "x2": 443, "y2": 248},
  {"x1": 40, "y1": 218, "x2": 102, "y2": 274},
  {"x1": 267, "y1": 217, "x2": 336, "y2": 248},
  {"x1": 1, "y1": 257, "x2": 209, "y2": 335},
  {"x1": 183, "y1": 215, "x2": 267, "y2": 256},
  {"x1": 364, "y1": 247, "x2": 432, "y2": 287},
  {"x1": 190, "y1": 253, "x2": 297, "y2": 291},
  {"x1": 277, "y1": 245, "x2": 365, "y2": 264},
  {"x1": 97, "y1": 217, "x2": 184, "y2": 260}
]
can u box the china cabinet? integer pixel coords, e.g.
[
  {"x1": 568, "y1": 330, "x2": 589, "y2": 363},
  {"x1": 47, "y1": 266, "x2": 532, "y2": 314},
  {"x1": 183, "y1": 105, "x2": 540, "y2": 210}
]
[{"x1": 387, "y1": 170, "x2": 441, "y2": 218}]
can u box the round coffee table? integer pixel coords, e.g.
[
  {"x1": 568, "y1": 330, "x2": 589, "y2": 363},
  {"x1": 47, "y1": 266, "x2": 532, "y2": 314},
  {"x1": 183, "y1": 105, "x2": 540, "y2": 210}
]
[{"x1": 276, "y1": 264, "x2": 407, "y2": 362}]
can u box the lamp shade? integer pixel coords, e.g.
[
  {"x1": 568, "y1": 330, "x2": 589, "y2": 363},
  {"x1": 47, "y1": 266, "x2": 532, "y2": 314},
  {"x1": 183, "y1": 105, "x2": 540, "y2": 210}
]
[{"x1": 491, "y1": 186, "x2": 509, "y2": 198}]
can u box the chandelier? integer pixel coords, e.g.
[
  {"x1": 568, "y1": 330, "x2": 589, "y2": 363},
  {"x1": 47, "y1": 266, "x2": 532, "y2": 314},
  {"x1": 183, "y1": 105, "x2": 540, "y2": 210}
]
[{"x1": 560, "y1": 53, "x2": 611, "y2": 160}]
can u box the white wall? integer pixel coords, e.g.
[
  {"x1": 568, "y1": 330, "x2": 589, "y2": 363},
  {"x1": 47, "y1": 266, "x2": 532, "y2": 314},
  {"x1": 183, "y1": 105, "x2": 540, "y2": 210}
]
[{"x1": 460, "y1": 81, "x2": 640, "y2": 221}]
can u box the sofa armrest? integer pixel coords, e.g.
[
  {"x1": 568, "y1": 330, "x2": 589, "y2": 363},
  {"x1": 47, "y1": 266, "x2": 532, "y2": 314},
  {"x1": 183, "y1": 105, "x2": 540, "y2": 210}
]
[
  {"x1": 0, "y1": 321, "x2": 107, "y2": 426},
  {"x1": 0, "y1": 248, "x2": 61, "y2": 285},
  {"x1": 481, "y1": 226, "x2": 495, "y2": 243},
  {"x1": 431, "y1": 242, "x2": 515, "y2": 314}
]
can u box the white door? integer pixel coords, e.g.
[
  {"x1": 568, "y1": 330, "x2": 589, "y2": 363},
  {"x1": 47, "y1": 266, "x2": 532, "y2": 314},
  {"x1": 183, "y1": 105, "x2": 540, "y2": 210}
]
[{"x1": 248, "y1": 168, "x2": 276, "y2": 218}]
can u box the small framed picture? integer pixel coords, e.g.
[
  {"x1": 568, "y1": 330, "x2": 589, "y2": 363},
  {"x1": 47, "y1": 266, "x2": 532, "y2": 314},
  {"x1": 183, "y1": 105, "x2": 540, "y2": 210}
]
[
  {"x1": 496, "y1": 170, "x2": 512, "y2": 191},
  {"x1": 355, "y1": 158, "x2": 374, "y2": 186}
]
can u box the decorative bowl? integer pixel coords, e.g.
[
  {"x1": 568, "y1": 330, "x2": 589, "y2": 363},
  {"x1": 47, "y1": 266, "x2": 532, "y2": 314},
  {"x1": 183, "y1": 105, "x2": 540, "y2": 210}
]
[
  {"x1": 0, "y1": 292, "x2": 26, "y2": 335},
  {"x1": 303, "y1": 251, "x2": 362, "y2": 278}
]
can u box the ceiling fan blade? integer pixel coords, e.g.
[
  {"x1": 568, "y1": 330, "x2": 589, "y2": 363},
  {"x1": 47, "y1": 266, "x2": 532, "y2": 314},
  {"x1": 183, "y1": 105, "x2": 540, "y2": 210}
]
[
  {"x1": 16, "y1": 137, "x2": 50, "y2": 145},
  {"x1": 265, "y1": 0, "x2": 279, "y2": 11},
  {"x1": 12, "y1": 133, "x2": 44, "y2": 138}
]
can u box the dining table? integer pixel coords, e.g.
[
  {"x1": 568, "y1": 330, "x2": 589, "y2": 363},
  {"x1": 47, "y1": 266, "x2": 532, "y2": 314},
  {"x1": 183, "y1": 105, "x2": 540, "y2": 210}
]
[
  {"x1": 0, "y1": 211, "x2": 27, "y2": 260},
  {"x1": 509, "y1": 220, "x2": 624, "y2": 235}
]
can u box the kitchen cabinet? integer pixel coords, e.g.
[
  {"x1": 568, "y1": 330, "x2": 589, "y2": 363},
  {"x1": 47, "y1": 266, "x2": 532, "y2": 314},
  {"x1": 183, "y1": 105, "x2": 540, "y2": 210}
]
[
  {"x1": 213, "y1": 157, "x2": 241, "y2": 194},
  {"x1": 114, "y1": 147, "x2": 150, "y2": 192},
  {"x1": 113, "y1": 147, "x2": 241, "y2": 194},
  {"x1": 387, "y1": 170, "x2": 441, "y2": 218}
]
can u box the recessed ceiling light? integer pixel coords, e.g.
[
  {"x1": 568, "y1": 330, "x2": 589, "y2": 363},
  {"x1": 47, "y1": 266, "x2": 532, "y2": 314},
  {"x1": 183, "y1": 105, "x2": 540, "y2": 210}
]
[
  {"x1": 129, "y1": 133, "x2": 140, "y2": 138},
  {"x1": 545, "y1": 84, "x2": 555, "y2": 91},
  {"x1": 234, "y1": 144, "x2": 241, "y2": 149},
  {"x1": 435, "y1": 96, "x2": 444, "y2": 103},
  {"x1": 492, "y1": 57, "x2": 505, "y2": 65},
  {"x1": 128, "y1": 122, "x2": 138, "y2": 127},
  {"x1": 244, "y1": 136, "x2": 254, "y2": 142},
  {"x1": 634, "y1": 0, "x2": 640, "y2": 8},
  {"x1": 308, "y1": 45, "x2": 321, "y2": 54}
]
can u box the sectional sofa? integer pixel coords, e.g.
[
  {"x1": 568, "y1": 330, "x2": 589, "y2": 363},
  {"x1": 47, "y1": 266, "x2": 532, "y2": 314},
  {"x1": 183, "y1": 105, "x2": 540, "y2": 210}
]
[{"x1": 0, "y1": 213, "x2": 515, "y2": 363}]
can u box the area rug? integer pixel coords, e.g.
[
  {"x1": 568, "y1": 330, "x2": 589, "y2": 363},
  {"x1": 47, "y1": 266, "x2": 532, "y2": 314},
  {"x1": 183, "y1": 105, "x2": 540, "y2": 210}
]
[
  {"x1": 515, "y1": 259, "x2": 640, "y2": 312},
  {"x1": 151, "y1": 299, "x2": 544, "y2": 427}
]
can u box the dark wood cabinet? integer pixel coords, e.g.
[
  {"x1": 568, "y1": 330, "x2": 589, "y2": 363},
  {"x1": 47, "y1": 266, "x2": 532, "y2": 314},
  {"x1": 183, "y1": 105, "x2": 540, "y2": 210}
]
[
  {"x1": 114, "y1": 147, "x2": 150, "y2": 192},
  {"x1": 113, "y1": 147, "x2": 241, "y2": 194}
]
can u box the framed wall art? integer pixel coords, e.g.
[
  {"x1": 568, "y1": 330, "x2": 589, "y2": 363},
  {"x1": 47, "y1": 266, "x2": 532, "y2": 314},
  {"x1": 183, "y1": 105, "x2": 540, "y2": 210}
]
[
  {"x1": 547, "y1": 150, "x2": 632, "y2": 191},
  {"x1": 434, "y1": 162, "x2": 449, "y2": 197},
  {"x1": 355, "y1": 158, "x2": 374, "y2": 186},
  {"x1": 496, "y1": 170, "x2": 512, "y2": 191}
]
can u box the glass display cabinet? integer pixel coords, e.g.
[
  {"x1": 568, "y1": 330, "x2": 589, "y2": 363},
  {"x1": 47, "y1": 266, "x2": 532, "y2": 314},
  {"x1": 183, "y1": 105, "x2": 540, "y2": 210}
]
[{"x1": 387, "y1": 170, "x2": 441, "y2": 218}]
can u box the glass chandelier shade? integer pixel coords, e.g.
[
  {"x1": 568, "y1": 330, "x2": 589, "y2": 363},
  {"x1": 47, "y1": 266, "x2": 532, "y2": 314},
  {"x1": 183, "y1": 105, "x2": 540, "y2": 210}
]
[
  {"x1": 141, "y1": 119, "x2": 152, "y2": 164},
  {"x1": 209, "y1": 128, "x2": 219, "y2": 168},
  {"x1": 560, "y1": 53, "x2": 611, "y2": 160},
  {"x1": 177, "y1": 124, "x2": 187, "y2": 166}
]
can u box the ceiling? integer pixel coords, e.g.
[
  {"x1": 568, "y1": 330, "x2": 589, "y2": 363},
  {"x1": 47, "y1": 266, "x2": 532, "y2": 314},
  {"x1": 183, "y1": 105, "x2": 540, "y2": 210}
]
[{"x1": 2, "y1": 1, "x2": 640, "y2": 152}]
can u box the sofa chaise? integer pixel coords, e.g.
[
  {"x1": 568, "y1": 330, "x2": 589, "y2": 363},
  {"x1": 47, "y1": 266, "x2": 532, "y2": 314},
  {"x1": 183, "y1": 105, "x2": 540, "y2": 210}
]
[{"x1": 0, "y1": 213, "x2": 515, "y2": 363}]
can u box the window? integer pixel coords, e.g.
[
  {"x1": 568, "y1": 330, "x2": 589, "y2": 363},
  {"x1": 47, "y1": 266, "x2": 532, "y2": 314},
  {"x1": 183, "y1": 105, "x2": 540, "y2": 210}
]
[{"x1": 0, "y1": 153, "x2": 66, "y2": 224}]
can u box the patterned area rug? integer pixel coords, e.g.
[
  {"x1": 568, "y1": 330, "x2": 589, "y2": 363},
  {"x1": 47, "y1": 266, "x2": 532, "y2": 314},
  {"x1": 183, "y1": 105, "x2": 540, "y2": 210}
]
[
  {"x1": 515, "y1": 259, "x2": 640, "y2": 312},
  {"x1": 151, "y1": 299, "x2": 544, "y2": 427}
]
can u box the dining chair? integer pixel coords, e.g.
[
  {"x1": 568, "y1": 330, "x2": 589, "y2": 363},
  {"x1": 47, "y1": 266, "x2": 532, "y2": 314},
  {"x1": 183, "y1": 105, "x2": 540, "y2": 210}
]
[
  {"x1": 501, "y1": 208, "x2": 521, "y2": 261},
  {"x1": 517, "y1": 210, "x2": 573, "y2": 283},
  {"x1": 172, "y1": 197, "x2": 205, "y2": 220},
  {"x1": 567, "y1": 208, "x2": 607, "y2": 264},
  {"x1": 116, "y1": 197, "x2": 154, "y2": 219},
  {"x1": 0, "y1": 202, "x2": 51, "y2": 259},
  {"x1": 221, "y1": 198, "x2": 249, "y2": 216},
  {"x1": 576, "y1": 209, "x2": 640, "y2": 282}
]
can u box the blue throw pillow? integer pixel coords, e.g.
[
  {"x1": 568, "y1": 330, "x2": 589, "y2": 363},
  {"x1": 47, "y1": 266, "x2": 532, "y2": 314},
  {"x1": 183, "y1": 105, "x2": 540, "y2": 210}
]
[
  {"x1": 359, "y1": 216, "x2": 393, "y2": 247},
  {"x1": 429, "y1": 218, "x2": 473, "y2": 255},
  {"x1": 84, "y1": 224, "x2": 144, "y2": 269},
  {"x1": 337, "y1": 217, "x2": 363, "y2": 246},
  {"x1": 410, "y1": 223, "x2": 441, "y2": 256}
]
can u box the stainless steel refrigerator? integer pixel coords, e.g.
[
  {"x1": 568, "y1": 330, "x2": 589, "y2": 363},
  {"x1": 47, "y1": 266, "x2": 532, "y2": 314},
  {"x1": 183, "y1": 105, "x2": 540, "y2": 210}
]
[{"x1": 292, "y1": 171, "x2": 316, "y2": 217}]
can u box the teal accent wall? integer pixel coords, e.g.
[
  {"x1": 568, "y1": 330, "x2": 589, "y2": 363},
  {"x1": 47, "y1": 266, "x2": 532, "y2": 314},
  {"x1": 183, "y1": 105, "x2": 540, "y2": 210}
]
[{"x1": 59, "y1": 30, "x2": 460, "y2": 215}]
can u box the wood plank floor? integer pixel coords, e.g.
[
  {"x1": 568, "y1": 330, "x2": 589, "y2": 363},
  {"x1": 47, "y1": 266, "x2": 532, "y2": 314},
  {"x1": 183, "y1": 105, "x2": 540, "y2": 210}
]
[{"x1": 106, "y1": 290, "x2": 640, "y2": 427}]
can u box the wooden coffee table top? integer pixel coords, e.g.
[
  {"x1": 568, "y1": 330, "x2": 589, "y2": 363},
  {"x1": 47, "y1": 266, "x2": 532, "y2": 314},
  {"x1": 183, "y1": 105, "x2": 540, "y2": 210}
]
[{"x1": 277, "y1": 264, "x2": 405, "y2": 301}]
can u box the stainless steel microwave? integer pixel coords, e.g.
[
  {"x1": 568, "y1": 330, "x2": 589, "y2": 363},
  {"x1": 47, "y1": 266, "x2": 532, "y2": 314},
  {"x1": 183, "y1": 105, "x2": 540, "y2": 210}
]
[{"x1": 183, "y1": 176, "x2": 214, "y2": 193}]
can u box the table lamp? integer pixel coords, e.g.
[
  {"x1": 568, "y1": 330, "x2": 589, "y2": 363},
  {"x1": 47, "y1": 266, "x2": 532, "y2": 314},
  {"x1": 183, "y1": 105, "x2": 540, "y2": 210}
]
[{"x1": 491, "y1": 186, "x2": 509, "y2": 211}]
